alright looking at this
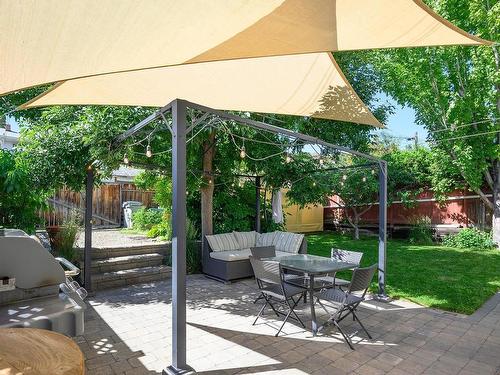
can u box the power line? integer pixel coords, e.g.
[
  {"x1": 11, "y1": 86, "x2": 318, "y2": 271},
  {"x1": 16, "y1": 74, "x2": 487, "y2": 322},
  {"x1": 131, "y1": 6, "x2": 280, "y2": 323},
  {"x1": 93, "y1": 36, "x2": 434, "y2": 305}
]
[
  {"x1": 434, "y1": 129, "x2": 500, "y2": 142},
  {"x1": 429, "y1": 118, "x2": 498, "y2": 134}
]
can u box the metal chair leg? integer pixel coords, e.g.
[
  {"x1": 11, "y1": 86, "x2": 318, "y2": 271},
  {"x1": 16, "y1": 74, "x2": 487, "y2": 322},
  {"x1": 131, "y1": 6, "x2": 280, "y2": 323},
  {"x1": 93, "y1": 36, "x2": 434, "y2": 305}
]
[
  {"x1": 351, "y1": 309, "x2": 372, "y2": 339},
  {"x1": 265, "y1": 296, "x2": 280, "y2": 317},
  {"x1": 287, "y1": 297, "x2": 305, "y2": 328},
  {"x1": 316, "y1": 298, "x2": 330, "y2": 315},
  {"x1": 332, "y1": 320, "x2": 354, "y2": 350},
  {"x1": 276, "y1": 309, "x2": 293, "y2": 337},
  {"x1": 253, "y1": 301, "x2": 268, "y2": 325}
]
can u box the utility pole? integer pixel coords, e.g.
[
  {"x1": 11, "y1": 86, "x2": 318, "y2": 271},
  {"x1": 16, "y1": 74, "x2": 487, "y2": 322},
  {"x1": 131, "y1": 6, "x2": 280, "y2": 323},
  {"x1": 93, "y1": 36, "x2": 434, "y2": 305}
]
[{"x1": 407, "y1": 132, "x2": 418, "y2": 149}]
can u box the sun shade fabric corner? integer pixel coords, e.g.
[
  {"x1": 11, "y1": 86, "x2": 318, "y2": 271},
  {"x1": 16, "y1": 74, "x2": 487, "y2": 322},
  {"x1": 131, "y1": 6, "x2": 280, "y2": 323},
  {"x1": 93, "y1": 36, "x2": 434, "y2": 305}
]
[
  {"x1": 0, "y1": 0, "x2": 490, "y2": 96},
  {"x1": 22, "y1": 53, "x2": 384, "y2": 127}
]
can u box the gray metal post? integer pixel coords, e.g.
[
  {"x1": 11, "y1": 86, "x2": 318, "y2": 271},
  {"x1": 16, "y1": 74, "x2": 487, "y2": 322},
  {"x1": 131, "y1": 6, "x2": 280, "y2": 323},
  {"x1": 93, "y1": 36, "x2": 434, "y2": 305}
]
[
  {"x1": 84, "y1": 165, "x2": 93, "y2": 292},
  {"x1": 377, "y1": 160, "x2": 389, "y2": 300},
  {"x1": 255, "y1": 176, "x2": 261, "y2": 233},
  {"x1": 164, "y1": 100, "x2": 190, "y2": 375}
]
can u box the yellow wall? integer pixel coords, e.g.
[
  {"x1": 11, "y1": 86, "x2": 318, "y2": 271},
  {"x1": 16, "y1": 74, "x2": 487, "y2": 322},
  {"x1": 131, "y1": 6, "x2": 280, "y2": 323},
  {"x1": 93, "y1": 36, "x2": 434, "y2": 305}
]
[{"x1": 282, "y1": 190, "x2": 323, "y2": 233}]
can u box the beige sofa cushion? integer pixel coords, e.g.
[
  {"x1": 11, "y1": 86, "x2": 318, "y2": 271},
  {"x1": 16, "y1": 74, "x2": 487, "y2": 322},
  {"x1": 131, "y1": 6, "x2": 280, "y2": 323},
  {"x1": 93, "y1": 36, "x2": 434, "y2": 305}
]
[
  {"x1": 274, "y1": 231, "x2": 304, "y2": 254},
  {"x1": 206, "y1": 233, "x2": 239, "y2": 252},
  {"x1": 233, "y1": 231, "x2": 257, "y2": 248},
  {"x1": 209, "y1": 248, "x2": 251, "y2": 262},
  {"x1": 256, "y1": 232, "x2": 277, "y2": 247}
]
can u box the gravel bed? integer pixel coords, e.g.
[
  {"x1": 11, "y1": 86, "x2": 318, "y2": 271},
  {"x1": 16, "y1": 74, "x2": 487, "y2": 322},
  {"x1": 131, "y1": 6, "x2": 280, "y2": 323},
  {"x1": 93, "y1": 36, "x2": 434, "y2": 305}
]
[{"x1": 75, "y1": 228, "x2": 168, "y2": 249}]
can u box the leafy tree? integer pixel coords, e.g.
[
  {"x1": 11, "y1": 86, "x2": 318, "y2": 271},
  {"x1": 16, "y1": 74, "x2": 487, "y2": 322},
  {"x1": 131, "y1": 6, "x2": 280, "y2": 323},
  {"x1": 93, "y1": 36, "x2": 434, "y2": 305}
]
[
  {"x1": 0, "y1": 149, "x2": 47, "y2": 233},
  {"x1": 372, "y1": 0, "x2": 500, "y2": 244},
  {"x1": 17, "y1": 105, "x2": 154, "y2": 191}
]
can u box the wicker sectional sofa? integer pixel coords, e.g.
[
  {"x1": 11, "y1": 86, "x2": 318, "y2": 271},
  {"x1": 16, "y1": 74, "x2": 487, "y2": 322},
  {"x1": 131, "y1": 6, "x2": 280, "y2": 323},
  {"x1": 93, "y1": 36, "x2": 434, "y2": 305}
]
[{"x1": 202, "y1": 230, "x2": 307, "y2": 282}]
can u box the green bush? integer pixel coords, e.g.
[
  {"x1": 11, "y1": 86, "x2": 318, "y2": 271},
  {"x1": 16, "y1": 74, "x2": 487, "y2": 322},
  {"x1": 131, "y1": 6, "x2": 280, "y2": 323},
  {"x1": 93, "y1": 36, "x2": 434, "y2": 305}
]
[
  {"x1": 408, "y1": 216, "x2": 433, "y2": 245},
  {"x1": 166, "y1": 218, "x2": 201, "y2": 274},
  {"x1": 132, "y1": 208, "x2": 163, "y2": 231},
  {"x1": 443, "y1": 228, "x2": 495, "y2": 249},
  {"x1": 147, "y1": 212, "x2": 172, "y2": 240},
  {"x1": 0, "y1": 150, "x2": 47, "y2": 233},
  {"x1": 54, "y1": 210, "x2": 80, "y2": 262}
]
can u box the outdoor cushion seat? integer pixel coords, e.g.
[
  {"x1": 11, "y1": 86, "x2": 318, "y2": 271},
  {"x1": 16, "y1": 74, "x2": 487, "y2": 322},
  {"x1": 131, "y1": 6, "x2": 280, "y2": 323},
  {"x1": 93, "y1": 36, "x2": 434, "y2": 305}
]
[
  {"x1": 209, "y1": 248, "x2": 252, "y2": 262},
  {"x1": 209, "y1": 249, "x2": 294, "y2": 262},
  {"x1": 203, "y1": 230, "x2": 307, "y2": 282}
]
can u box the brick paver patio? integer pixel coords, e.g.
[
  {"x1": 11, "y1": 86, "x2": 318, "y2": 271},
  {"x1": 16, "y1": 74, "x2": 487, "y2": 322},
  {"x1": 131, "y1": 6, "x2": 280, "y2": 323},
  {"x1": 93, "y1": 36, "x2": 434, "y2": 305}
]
[{"x1": 77, "y1": 275, "x2": 500, "y2": 374}]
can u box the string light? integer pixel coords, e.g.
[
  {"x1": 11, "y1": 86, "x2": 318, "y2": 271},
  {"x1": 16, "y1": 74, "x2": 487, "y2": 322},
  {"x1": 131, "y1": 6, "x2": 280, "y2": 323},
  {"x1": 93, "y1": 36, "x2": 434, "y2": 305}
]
[
  {"x1": 340, "y1": 181, "x2": 345, "y2": 187},
  {"x1": 342, "y1": 174, "x2": 347, "y2": 181},
  {"x1": 231, "y1": 182, "x2": 235, "y2": 187},
  {"x1": 362, "y1": 176, "x2": 367, "y2": 182},
  {"x1": 146, "y1": 145, "x2": 152, "y2": 158},
  {"x1": 240, "y1": 145, "x2": 246, "y2": 159},
  {"x1": 123, "y1": 154, "x2": 129, "y2": 165},
  {"x1": 285, "y1": 153, "x2": 292, "y2": 163},
  {"x1": 371, "y1": 168, "x2": 376, "y2": 175},
  {"x1": 312, "y1": 181, "x2": 316, "y2": 187}
]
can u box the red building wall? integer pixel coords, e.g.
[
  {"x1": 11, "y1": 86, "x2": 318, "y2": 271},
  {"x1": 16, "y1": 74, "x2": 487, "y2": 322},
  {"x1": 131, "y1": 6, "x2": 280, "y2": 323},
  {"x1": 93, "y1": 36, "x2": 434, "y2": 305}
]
[{"x1": 324, "y1": 190, "x2": 491, "y2": 228}]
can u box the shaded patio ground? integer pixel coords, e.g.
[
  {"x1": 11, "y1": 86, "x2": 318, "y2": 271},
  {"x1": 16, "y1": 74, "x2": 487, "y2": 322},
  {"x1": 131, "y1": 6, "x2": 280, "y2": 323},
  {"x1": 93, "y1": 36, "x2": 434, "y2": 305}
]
[{"x1": 77, "y1": 275, "x2": 500, "y2": 374}]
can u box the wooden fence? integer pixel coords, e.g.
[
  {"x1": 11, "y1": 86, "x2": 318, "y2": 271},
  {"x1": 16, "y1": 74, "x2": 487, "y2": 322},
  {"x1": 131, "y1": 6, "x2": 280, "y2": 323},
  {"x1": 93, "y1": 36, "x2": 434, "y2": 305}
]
[{"x1": 39, "y1": 183, "x2": 156, "y2": 228}]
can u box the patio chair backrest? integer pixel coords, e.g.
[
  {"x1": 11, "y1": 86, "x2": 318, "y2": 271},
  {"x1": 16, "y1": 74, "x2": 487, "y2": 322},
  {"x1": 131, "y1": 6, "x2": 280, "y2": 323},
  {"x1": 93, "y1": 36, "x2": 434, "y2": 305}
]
[
  {"x1": 250, "y1": 246, "x2": 276, "y2": 259},
  {"x1": 249, "y1": 256, "x2": 282, "y2": 285},
  {"x1": 331, "y1": 248, "x2": 363, "y2": 266},
  {"x1": 348, "y1": 264, "x2": 377, "y2": 294}
]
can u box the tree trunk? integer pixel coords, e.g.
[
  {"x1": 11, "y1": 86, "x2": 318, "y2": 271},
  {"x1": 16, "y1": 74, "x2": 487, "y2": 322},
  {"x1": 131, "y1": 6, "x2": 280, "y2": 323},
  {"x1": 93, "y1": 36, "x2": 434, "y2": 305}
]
[
  {"x1": 350, "y1": 208, "x2": 360, "y2": 240},
  {"x1": 492, "y1": 160, "x2": 500, "y2": 247},
  {"x1": 353, "y1": 216, "x2": 360, "y2": 240},
  {"x1": 200, "y1": 131, "x2": 216, "y2": 241}
]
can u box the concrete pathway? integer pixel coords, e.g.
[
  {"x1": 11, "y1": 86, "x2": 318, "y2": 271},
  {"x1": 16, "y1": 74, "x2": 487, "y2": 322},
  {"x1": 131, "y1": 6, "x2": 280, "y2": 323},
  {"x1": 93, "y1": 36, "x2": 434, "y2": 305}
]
[{"x1": 76, "y1": 276, "x2": 500, "y2": 375}]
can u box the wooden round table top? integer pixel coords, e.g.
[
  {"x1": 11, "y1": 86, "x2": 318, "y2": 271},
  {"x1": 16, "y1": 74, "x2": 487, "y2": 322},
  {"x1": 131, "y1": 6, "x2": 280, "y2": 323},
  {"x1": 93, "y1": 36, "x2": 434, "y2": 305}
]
[{"x1": 0, "y1": 328, "x2": 84, "y2": 375}]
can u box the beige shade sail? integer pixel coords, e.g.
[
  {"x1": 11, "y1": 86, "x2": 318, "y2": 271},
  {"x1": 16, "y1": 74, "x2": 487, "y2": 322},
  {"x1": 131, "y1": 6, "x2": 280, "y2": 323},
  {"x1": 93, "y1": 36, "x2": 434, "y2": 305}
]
[
  {"x1": 22, "y1": 53, "x2": 383, "y2": 127},
  {"x1": 0, "y1": 0, "x2": 489, "y2": 96}
]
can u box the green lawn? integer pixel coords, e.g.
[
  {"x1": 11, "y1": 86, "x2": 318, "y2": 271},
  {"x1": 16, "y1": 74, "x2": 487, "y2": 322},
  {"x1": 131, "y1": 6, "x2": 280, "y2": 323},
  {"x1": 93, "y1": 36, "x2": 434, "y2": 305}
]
[{"x1": 306, "y1": 232, "x2": 500, "y2": 315}]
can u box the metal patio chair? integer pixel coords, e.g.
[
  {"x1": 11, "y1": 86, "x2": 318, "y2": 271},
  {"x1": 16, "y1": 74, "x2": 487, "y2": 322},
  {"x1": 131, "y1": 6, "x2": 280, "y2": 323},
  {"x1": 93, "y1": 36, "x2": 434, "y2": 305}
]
[
  {"x1": 250, "y1": 246, "x2": 276, "y2": 259},
  {"x1": 315, "y1": 249, "x2": 364, "y2": 289},
  {"x1": 251, "y1": 246, "x2": 277, "y2": 304},
  {"x1": 315, "y1": 263, "x2": 377, "y2": 349},
  {"x1": 249, "y1": 256, "x2": 306, "y2": 336}
]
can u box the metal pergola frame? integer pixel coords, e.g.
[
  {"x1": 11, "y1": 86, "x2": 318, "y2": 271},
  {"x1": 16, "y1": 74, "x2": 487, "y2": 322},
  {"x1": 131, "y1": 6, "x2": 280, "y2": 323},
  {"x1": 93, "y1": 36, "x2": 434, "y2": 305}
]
[{"x1": 92, "y1": 98, "x2": 388, "y2": 374}]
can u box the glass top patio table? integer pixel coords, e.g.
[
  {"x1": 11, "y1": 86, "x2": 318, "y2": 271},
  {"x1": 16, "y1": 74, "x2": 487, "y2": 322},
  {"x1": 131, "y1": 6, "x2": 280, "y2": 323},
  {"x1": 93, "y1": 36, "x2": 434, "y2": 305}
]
[
  {"x1": 269, "y1": 253, "x2": 358, "y2": 336},
  {"x1": 270, "y1": 254, "x2": 356, "y2": 275}
]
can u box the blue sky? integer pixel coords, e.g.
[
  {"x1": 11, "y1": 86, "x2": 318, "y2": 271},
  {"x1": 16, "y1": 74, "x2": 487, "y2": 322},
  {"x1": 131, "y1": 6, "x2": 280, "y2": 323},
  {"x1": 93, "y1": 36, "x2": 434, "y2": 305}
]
[{"x1": 375, "y1": 94, "x2": 428, "y2": 147}]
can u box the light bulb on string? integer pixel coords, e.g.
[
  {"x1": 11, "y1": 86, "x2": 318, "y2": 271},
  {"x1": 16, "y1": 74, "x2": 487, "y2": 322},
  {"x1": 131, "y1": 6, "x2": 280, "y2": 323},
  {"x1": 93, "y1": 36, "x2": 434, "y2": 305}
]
[
  {"x1": 123, "y1": 154, "x2": 129, "y2": 165},
  {"x1": 342, "y1": 174, "x2": 347, "y2": 181},
  {"x1": 285, "y1": 153, "x2": 292, "y2": 163},
  {"x1": 240, "y1": 145, "x2": 246, "y2": 159},
  {"x1": 146, "y1": 144, "x2": 152, "y2": 158},
  {"x1": 312, "y1": 181, "x2": 316, "y2": 187},
  {"x1": 371, "y1": 168, "x2": 376, "y2": 175},
  {"x1": 362, "y1": 176, "x2": 367, "y2": 182},
  {"x1": 340, "y1": 181, "x2": 345, "y2": 187}
]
